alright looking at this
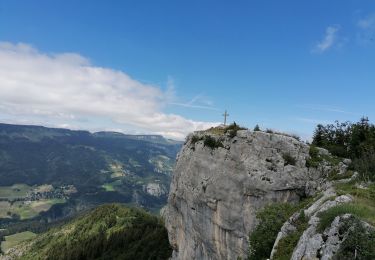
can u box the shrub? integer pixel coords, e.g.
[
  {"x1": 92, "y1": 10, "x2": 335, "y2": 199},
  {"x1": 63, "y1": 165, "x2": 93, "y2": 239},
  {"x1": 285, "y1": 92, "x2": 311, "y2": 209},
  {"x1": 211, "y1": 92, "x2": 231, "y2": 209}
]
[
  {"x1": 306, "y1": 145, "x2": 323, "y2": 168},
  {"x1": 248, "y1": 203, "x2": 295, "y2": 260},
  {"x1": 273, "y1": 211, "x2": 308, "y2": 260},
  {"x1": 254, "y1": 125, "x2": 261, "y2": 131},
  {"x1": 203, "y1": 136, "x2": 223, "y2": 149},
  {"x1": 334, "y1": 216, "x2": 375, "y2": 259},
  {"x1": 190, "y1": 135, "x2": 201, "y2": 145},
  {"x1": 283, "y1": 153, "x2": 296, "y2": 166},
  {"x1": 224, "y1": 122, "x2": 246, "y2": 138},
  {"x1": 311, "y1": 117, "x2": 375, "y2": 181}
]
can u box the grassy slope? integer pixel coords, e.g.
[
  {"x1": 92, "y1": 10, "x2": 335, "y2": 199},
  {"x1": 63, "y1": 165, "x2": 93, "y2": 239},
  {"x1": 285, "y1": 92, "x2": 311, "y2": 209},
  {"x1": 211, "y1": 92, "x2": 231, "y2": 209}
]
[
  {"x1": 1, "y1": 231, "x2": 36, "y2": 253},
  {"x1": 18, "y1": 204, "x2": 172, "y2": 260}
]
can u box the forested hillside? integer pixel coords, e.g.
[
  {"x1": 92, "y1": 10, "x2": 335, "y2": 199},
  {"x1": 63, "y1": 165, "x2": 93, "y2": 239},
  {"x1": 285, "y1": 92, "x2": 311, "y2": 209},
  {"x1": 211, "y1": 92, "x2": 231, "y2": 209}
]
[
  {"x1": 0, "y1": 123, "x2": 181, "y2": 233},
  {"x1": 4, "y1": 204, "x2": 172, "y2": 260}
]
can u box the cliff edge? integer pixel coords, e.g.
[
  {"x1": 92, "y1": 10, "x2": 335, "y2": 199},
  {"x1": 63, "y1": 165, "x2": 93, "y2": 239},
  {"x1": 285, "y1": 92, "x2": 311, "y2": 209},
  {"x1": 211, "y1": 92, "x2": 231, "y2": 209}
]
[{"x1": 164, "y1": 128, "x2": 327, "y2": 259}]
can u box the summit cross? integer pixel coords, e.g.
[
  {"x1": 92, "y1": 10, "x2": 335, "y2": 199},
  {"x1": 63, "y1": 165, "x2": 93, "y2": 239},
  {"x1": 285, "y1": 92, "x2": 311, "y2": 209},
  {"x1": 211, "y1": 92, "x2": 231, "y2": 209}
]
[{"x1": 222, "y1": 110, "x2": 229, "y2": 126}]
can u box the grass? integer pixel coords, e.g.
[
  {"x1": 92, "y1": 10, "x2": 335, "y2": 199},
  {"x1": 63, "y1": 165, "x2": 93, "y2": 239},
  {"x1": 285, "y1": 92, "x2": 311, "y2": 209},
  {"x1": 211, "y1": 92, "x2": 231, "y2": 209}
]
[
  {"x1": 0, "y1": 184, "x2": 31, "y2": 200},
  {"x1": 102, "y1": 183, "x2": 115, "y2": 192},
  {"x1": 248, "y1": 193, "x2": 321, "y2": 260},
  {"x1": 335, "y1": 182, "x2": 375, "y2": 201},
  {"x1": 317, "y1": 203, "x2": 375, "y2": 233},
  {"x1": 0, "y1": 199, "x2": 66, "y2": 220},
  {"x1": 1, "y1": 231, "x2": 36, "y2": 253},
  {"x1": 327, "y1": 170, "x2": 354, "y2": 181},
  {"x1": 248, "y1": 203, "x2": 296, "y2": 260},
  {"x1": 273, "y1": 211, "x2": 309, "y2": 260}
]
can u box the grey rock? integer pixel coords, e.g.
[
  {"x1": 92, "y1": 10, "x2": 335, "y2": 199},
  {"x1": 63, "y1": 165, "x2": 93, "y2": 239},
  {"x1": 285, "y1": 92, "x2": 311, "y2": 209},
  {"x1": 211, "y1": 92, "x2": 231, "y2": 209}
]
[
  {"x1": 143, "y1": 182, "x2": 167, "y2": 197},
  {"x1": 290, "y1": 195, "x2": 353, "y2": 260},
  {"x1": 164, "y1": 130, "x2": 329, "y2": 260}
]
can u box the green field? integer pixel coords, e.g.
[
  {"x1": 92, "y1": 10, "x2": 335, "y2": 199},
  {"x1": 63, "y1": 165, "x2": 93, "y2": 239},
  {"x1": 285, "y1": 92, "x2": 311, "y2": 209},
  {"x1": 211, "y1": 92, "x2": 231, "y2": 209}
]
[
  {"x1": 0, "y1": 184, "x2": 31, "y2": 200},
  {"x1": 1, "y1": 231, "x2": 36, "y2": 253},
  {"x1": 102, "y1": 180, "x2": 122, "y2": 192},
  {"x1": 0, "y1": 199, "x2": 66, "y2": 220}
]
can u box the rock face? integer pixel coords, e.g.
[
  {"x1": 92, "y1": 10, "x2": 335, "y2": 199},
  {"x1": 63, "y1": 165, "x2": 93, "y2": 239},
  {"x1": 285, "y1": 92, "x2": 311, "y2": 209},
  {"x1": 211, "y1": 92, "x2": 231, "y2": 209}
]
[
  {"x1": 143, "y1": 182, "x2": 168, "y2": 197},
  {"x1": 164, "y1": 130, "x2": 326, "y2": 259}
]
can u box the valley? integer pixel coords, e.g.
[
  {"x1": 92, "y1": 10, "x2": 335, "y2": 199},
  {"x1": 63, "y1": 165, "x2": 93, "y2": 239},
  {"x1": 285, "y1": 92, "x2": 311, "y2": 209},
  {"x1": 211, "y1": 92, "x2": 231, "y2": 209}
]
[{"x1": 0, "y1": 123, "x2": 182, "y2": 251}]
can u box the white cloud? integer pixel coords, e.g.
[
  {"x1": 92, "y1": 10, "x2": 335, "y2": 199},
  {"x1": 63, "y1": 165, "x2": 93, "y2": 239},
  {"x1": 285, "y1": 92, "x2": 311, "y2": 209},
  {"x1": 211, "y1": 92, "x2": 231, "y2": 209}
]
[
  {"x1": 313, "y1": 25, "x2": 340, "y2": 53},
  {"x1": 0, "y1": 42, "x2": 219, "y2": 140},
  {"x1": 358, "y1": 13, "x2": 375, "y2": 29},
  {"x1": 357, "y1": 13, "x2": 375, "y2": 45}
]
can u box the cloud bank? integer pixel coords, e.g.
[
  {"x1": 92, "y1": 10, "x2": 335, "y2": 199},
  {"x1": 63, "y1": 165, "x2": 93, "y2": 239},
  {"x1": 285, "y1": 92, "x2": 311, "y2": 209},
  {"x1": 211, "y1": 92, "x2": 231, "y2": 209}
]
[{"x1": 0, "y1": 42, "x2": 218, "y2": 140}]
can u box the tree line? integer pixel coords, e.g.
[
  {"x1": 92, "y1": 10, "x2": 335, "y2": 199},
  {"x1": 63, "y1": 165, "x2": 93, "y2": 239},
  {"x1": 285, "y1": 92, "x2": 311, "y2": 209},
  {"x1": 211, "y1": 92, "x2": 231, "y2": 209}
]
[{"x1": 312, "y1": 117, "x2": 375, "y2": 181}]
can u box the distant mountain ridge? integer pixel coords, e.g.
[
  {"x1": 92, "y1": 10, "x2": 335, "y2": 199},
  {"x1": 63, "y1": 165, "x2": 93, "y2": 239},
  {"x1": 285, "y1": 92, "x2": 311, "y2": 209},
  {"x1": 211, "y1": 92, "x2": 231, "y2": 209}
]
[{"x1": 0, "y1": 123, "x2": 182, "y2": 227}]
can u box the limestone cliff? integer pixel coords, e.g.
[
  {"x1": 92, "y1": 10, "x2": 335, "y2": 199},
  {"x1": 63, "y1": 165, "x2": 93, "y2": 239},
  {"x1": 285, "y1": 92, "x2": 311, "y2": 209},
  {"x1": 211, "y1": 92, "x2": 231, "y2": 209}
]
[{"x1": 164, "y1": 129, "x2": 327, "y2": 259}]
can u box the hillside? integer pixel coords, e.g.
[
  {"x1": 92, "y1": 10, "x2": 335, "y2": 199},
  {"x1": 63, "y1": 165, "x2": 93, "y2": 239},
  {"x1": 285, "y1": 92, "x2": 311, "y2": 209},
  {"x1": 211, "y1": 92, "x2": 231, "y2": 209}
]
[
  {"x1": 0, "y1": 123, "x2": 181, "y2": 231},
  {"x1": 2, "y1": 204, "x2": 172, "y2": 259}
]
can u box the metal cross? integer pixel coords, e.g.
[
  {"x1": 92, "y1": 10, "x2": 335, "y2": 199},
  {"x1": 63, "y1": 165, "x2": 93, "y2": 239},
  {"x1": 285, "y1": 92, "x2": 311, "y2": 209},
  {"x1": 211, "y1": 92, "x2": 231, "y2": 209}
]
[{"x1": 222, "y1": 110, "x2": 229, "y2": 126}]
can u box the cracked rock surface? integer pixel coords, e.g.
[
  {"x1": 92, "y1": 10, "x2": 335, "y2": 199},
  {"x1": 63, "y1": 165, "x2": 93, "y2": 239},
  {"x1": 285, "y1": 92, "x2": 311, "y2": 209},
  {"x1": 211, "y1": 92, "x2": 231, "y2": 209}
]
[{"x1": 164, "y1": 130, "x2": 327, "y2": 260}]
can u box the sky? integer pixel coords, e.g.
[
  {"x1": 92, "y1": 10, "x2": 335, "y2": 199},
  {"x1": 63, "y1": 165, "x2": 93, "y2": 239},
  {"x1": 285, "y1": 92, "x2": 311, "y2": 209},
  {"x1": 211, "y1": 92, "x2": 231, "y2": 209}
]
[{"x1": 0, "y1": 1, "x2": 374, "y2": 140}]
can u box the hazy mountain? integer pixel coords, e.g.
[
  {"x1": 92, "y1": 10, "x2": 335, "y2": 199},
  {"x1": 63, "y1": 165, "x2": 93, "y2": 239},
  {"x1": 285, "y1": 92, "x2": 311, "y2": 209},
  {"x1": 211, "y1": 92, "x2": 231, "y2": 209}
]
[{"x1": 0, "y1": 123, "x2": 182, "y2": 227}]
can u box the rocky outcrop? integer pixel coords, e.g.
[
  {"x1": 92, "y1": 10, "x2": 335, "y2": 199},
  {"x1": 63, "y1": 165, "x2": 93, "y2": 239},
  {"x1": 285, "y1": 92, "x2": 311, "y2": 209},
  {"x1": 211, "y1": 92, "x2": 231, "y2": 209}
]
[
  {"x1": 290, "y1": 194, "x2": 353, "y2": 260},
  {"x1": 143, "y1": 182, "x2": 168, "y2": 197},
  {"x1": 164, "y1": 130, "x2": 329, "y2": 259}
]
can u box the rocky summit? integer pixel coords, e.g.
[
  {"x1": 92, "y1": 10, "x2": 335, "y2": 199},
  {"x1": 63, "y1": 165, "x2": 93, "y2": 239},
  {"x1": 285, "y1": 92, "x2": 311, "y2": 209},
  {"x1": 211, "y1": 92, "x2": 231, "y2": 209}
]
[{"x1": 164, "y1": 129, "x2": 330, "y2": 259}]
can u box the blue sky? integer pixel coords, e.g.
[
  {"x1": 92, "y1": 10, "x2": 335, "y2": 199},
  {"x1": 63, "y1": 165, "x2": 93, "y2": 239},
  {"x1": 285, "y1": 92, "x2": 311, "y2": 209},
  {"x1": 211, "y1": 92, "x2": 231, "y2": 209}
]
[{"x1": 0, "y1": 1, "x2": 374, "y2": 139}]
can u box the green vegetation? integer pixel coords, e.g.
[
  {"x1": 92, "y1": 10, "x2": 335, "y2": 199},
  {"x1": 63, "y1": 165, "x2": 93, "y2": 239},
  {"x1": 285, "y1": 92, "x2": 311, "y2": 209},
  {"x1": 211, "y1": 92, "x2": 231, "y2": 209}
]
[
  {"x1": 0, "y1": 123, "x2": 182, "y2": 224},
  {"x1": 248, "y1": 195, "x2": 318, "y2": 260},
  {"x1": 191, "y1": 123, "x2": 246, "y2": 149},
  {"x1": 334, "y1": 216, "x2": 375, "y2": 260},
  {"x1": 0, "y1": 184, "x2": 30, "y2": 200},
  {"x1": 317, "y1": 203, "x2": 375, "y2": 233},
  {"x1": 203, "y1": 136, "x2": 224, "y2": 149},
  {"x1": 305, "y1": 145, "x2": 341, "y2": 168},
  {"x1": 253, "y1": 124, "x2": 261, "y2": 131},
  {"x1": 0, "y1": 188, "x2": 61, "y2": 222},
  {"x1": 335, "y1": 182, "x2": 375, "y2": 201},
  {"x1": 305, "y1": 145, "x2": 322, "y2": 168},
  {"x1": 190, "y1": 135, "x2": 224, "y2": 150},
  {"x1": 327, "y1": 170, "x2": 354, "y2": 181},
  {"x1": 1, "y1": 231, "x2": 36, "y2": 253},
  {"x1": 101, "y1": 183, "x2": 116, "y2": 192},
  {"x1": 312, "y1": 117, "x2": 375, "y2": 181},
  {"x1": 334, "y1": 182, "x2": 375, "y2": 226},
  {"x1": 224, "y1": 122, "x2": 246, "y2": 138},
  {"x1": 248, "y1": 203, "x2": 296, "y2": 260},
  {"x1": 19, "y1": 204, "x2": 172, "y2": 260},
  {"x1": 282, "y1": 153, "x2": 296, "y2": 166},
  {"x1": 273, "y1": 211, "x2": 308, "y2": 260}
]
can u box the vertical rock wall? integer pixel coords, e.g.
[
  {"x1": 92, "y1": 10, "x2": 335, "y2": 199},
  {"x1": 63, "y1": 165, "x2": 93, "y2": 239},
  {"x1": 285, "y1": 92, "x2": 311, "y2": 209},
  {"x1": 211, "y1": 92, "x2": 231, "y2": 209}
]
[{"x1": 164, "y1": 130, "x2": 324, "y2": 259}]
